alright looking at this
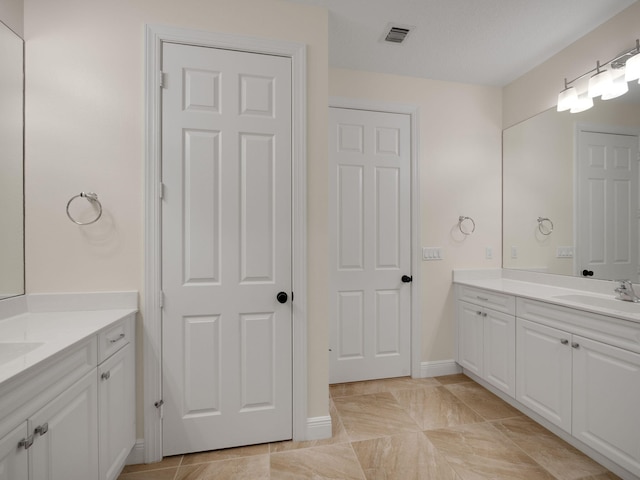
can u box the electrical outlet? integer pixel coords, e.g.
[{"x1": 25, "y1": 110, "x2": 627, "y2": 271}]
[
  {"x1": 485, "y1": 247, "x2": 493, "y2": 259},
  {"x1": 511, "y1": 246, "x2": 518, "y2": 259}
]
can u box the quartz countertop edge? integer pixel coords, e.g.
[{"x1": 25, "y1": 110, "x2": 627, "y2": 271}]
[
  {"x1": 453, "y1": 270, "x2": 640, "y2": 324},
  {"x1": 0, "y1": 291, "x2": 138, "y2": 387}
]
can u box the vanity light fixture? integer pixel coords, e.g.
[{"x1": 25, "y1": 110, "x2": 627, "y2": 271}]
[
  {"x1": 587, "y1": 61, "x2": 611, "y2": 98},
  {"x1": 557, "y1": 39, "x2": 640, "y2": 113}
]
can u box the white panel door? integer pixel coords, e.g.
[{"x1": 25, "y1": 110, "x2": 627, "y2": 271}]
[
  {"x1": 577, "y1": 130, "x2": 639, "y2": 281},
  {"x1": 162, "y1": 43, "x2": 292, "y2": 455},
  {"x1": 328, "y1": 107, "x2": 411, "y2": 383},
  {"x1": 572, "y1": 336, "x2": 640, "y2": 477}
]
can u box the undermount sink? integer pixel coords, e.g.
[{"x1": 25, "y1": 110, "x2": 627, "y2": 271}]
[
  {"x1": 0, "y1": 342, "x2": 44, "y2": 365},
  {"x1": 554, "y1": 294, "x2": 640, "y2": 314}
]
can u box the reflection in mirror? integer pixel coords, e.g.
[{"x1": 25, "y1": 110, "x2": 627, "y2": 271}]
[
  {"x1": 503, "y1": 81, "x2": 640, "y2": 281},
  {"x1": 0, "y1": 21, "x2": 24, "y2": 299}
]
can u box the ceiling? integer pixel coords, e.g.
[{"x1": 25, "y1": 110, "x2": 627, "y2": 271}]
[{"x1": 285, "y1": 0, "x2": 638, "y2": 86}]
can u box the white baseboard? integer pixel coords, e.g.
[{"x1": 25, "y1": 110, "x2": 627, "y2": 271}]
[
  {"x1": 420, "y1": 359, "x2": 461, "y2": 378},
  {"x1": 305, "y1": 415, "x2": 332, "y2": 441},
  {"x1": 125, "y1": 439, "x2": 146, "y2": 465},
  {"x1": 126, "y1": 416, "x2": 333, "y2": 466}
]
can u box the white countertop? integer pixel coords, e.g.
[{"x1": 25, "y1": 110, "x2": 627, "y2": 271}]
[
  {"x1": 0, "y1": 292, "x2": 137, "y2": 386},
  {"x1": 453, "y1": 270, "x2": 640, "y2": 324}
]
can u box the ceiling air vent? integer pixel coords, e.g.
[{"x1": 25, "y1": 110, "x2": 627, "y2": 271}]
[{"x1": 384, "y1": 26, "x2": 411, "y2": 44}]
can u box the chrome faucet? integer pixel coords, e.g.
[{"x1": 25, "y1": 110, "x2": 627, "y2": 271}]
[{"x1": 614, "y1": 280, "x2": 640, "y2": 302}]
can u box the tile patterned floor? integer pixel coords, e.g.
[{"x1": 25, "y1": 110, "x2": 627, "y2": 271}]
[{"x1": 117, "y1": 374, "x2": 621, "y2": 480}]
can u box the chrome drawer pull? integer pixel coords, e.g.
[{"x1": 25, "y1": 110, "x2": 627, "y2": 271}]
[
  {"x1": 560, "y1": 339, "x2": 569, "y2": 345},
  {"x1": 476, "y1": 296, "x2": 489, "y2": 301},
  {"x1": 35, "y1": 423, "x2": 48, "y2": 436},
  {"x1": 108, "y1": 333, "x2": 125, "y2": 344},
  {"x1": 18, "y1": 435, "x2": 34, "y2": 450},
  {"x1": 101, "y1": 371, "x2": 111, "y2": 381}
]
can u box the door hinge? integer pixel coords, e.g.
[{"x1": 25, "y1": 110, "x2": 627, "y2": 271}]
[
  {"x1": 159, "y1": 182, "x2": 165, "y2": 200},
  {"x1": 159, "y1": 71, "x2": 166, "y2": 89},
  {"x1": 291, "y1": 291, "x2": 294, "y2": 302},
  {"x1": 159, "y1": 291, "x2": 165, "y2": 309}
]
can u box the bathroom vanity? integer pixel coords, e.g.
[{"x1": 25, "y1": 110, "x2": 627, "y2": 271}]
[
  {"x1": 454, "y1": 270, "x2": 640, "y2": 480},
  {"x1": 0, "y1": 293, "x2": 137, "y2": 480}
]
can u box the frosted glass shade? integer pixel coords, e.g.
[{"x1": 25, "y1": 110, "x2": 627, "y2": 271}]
[
  {"x1": 625, "y1": 53, "x2": 640, "y2": 82},
  {"x1": 570, "y1": 93, "x2": 593, "y2": 113},
  {"x1": 601, "y1": 70, "x2": 629, "y2": 100},
  {"x1": 557, "y1": 86, "x2": 577, "y2": 111},
  {"x1": 588, "y1": 69, "x2": 612, "y2": 98}
]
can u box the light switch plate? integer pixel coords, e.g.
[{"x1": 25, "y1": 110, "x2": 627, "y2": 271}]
[{"x1": 422, "y1": 247, "x2": 443, "y2": 261}]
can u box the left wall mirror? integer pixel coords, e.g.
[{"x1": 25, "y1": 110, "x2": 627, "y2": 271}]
[{"x1": 0, "y1": 20, "x2": 24, "y2": 299}]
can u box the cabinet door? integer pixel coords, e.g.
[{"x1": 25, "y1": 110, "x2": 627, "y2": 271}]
[
  {"x1": 0, "y1": 423, "x2": 28, "y2": 480},
  {"x1": 30, "y1": 370, "x2": 98, "y2": 480},
  {"x1": 516, "y1": 318, "x2": 572, "y2": 432},
  {"x1": 483, "y1": 310, "x2": 515, "y2": 397},
  {"x1": 98, "y1": 343, "x2": 135, "y2": 480},
  {"x1": 572, "y1": 336, "x2": 640, "y2": 477},
  {"x1": 457, "y1": 301, "x2": 483, "y2": 376}
]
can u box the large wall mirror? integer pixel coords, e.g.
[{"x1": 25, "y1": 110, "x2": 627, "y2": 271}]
[
  {"x1": 0, "y1": 20, "x2": 24, "y2": 299},
  {"x1": 503, "y1": 81, "x2": 640, "y2": 281}
]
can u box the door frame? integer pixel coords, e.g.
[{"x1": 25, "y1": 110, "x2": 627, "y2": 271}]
[
  {"x1": 144, "y1": 24, "x2": 307, "y2": 463},
  {"x1": 329, "y1": 97, "x2": 422, "y2": 379},
  {"x1": 574, "y1": 123, "x2": 640, "y2": 278}
]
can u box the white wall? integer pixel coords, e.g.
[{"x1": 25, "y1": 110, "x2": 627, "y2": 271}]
[
  {"x1": 330, "y1": 68, "x2": 502, "y2": 363},
  {"x1": 0, "y1": 0, "x2": 23, "y2": 37},
  {"x1": 503, "y1": 1, "x2": 640, "y2": 127},
  {"x1": 23, "y1": 0, "x2": 329, "y2": 438}
]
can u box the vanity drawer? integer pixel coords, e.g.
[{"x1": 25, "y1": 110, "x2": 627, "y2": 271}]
[
  {"x1": 457, "y1": 285, "x2": 515, "y2": 315},
  {"x1": 517, "y1": 298, "x2": 640, "y2": 355},
  {"x1": 98, "y1": 314, "x2": 133, "y2": 363}
]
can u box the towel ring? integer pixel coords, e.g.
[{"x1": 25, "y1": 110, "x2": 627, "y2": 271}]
[
  {"x1": 458, "y1": 216, "x2": 476, "y2": 235},
  {"x1": 66, "y1": 192, "x2": 102, "y2": 225},
  {"x1": 537, "y1": 217, "x2": 554, "y2": 236}
]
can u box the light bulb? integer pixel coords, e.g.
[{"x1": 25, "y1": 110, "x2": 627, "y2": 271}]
[
  {"x1": 625, "y1": 53, "x2": 640, "y2": 82},
  {"x1": 557, "y1": 86, "x2": 577, "y2": 112}
]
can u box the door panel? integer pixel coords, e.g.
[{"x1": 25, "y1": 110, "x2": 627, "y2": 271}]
[
  {"x1": 329, "y1": 107, "x2": 411, "y2": 383},
  {"x1": 577, "y1": 130, "x2": 639, "y2": 280},
  {"x1": 161, "y1": 42, "x2": 292, "y2": 455}
]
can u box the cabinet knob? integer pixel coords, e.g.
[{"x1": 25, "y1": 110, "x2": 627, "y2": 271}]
[
  {"x1": 571, "y1": 342, "x2": 580, "y2": 349},
  {"x1": 560, "y1": 339, "x2": 569, "y2": 345},
  {"x1": 101, "y1": 371, "x2": 111, "y2": 381}
]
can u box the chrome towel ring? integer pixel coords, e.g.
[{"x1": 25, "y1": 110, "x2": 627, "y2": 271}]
[
  {"x1": 537, "y1": 217, "x2": 554, "y2": 235},
  {"x1": 66, "y1": 192, "x2": 103, "y2": 225},
  {"x1": 458, "y1": 216, "x2": 476, "y2": 235}
]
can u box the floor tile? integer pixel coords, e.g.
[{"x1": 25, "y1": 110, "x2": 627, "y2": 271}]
[
  {"x1": 181, "y1": 443, "x2": 269, "y2": 465},
  {"x1": 352, "y1": 431, "x2": 461, "y2": 480},
  {"x1": 492, "y1": 416, "x2": 610, "y2": 480},
  {"x1": 445, "y1": 381, "x2": 523, "y2": 420},
  {"x1": 270, "y1": 443, "x2": 365, "y2": 479},
  {"x1": 425, "y1": 422, "x2": 556, "y2": 480},
  {"x1": 332, "y1": 392, "x2": 420, "y2": 441},
  {"x1": 117, "y1": 468, "x2": 179, "y2": 480},
  {"x1": 330, "y1": 376, "x2": 439, "y2": 398},
  {"x1": 435, "y1": 373, "x2": 474, "y2": 385},
  {"x1": 120, "y1": 455, "x2": 182, "y2": 473},
  {"x1": 392, "y1": 385, "x2": 484, "y2": 430},
  {"x1": 175, "y1": 454, "x2": 270, "y2": 480}
]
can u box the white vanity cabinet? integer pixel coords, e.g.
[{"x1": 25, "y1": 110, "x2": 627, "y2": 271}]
[
  {"x1": 456, "y1": 285, "x2": 516, "y2": 397},
  {"x1": 516, "y1": 299, "x2": 640, "y2": 477},
  {"x1": 98, "y1": 341, "x2": 135, "y2": 480},
  {"x1": 0, "y1": 312, "x2": 135, "y2": 480},
  {"x1": 0, "y1": 423, "x2": 28, "y2": 480},
  {"x1": 30, "y1": 371, "x2": 99, "y2": 480}
]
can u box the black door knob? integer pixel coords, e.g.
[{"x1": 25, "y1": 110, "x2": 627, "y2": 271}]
[
  {"x1": 401, "y1": 275, "x2": 413, "y2": 283},
  {"x1": 582, "y1": 270, "x2": 594, "y2": 277},
  {"x1": 276, "y1": 291, "x2": 288, "y2": 304}
]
